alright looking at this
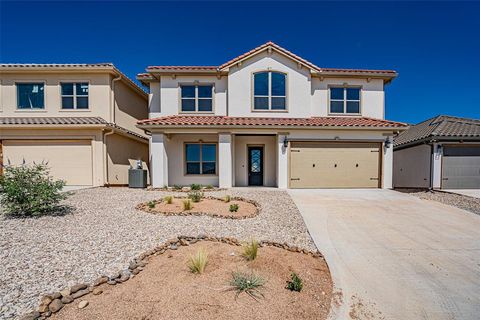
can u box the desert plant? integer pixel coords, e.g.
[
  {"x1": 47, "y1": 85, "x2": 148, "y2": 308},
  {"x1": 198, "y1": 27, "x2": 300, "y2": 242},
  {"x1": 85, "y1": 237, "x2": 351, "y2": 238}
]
[
  {"x1": 286, "y1": 272, "x2": 303, "y2": 292},
  {"x1": 229, "y1": 271, "x2": 265, "y2": 300},
  {"x1": 182, "y1": 199, "x2": 193, "y2": 211},
  {"x1": 173, "y1": 185, "x2": 182, "y2": 190},
  {"x1": 187, "y1": 248, "x2": 208, "y2": 274},
  {"x1": 188, "y1": 190, "x2": 204, "y2": 203},
  {"x1": 224, "y1": 195, "x2": 231, "y2": 203},
  {"x1": 0, "y1": 163, "x2": 67, "y2": 217},
  {"x1": 147, "y1": 200, "x2": 156, "y2": 209},
  {"x1": 163, "y1": 195, "x2": 173, "y2": 204},
  {"x1": 190, "y1": 183, "x2": 202, "y2": 190},
  {"x1": 205, "y1": 184, "x2": 214, "y2": 190},
  {"x1": 242, "y1": 239, "x2": 259, "y2": 261},
  {"x1": 229, "y1": 203, "x2": 239, "y2": 212}
]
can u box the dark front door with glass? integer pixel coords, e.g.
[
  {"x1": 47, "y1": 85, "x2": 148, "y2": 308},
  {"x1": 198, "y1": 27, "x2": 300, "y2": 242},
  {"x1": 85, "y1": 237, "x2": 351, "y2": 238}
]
[{"x1": 248, "y1": 146, "x2": 263, "y2": 186}]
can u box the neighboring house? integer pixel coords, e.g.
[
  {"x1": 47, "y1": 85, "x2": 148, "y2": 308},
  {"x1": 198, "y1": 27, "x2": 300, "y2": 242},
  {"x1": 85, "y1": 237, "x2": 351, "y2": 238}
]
[
  {"x1": 0, "y1": 63, "x2": 149, "y2": 187},
  {"x1": 394, "y1": 115, "x2": 480, "y2": 189},
  {"x1": 137, "y1": 42, "x2": 408, "y2": 189}
]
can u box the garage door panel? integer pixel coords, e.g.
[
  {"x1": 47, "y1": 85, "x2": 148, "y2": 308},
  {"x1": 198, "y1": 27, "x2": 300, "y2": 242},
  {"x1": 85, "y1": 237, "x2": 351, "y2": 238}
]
[
  {"x1": 3, "y1": 140, "x2": 93, "y2": 186},
  {"x1": 442, "y1": 152, "x2": 480, "y2": 189},
  {"x1": 290, "y1": 142, "x2": 380, "y2": 188}
]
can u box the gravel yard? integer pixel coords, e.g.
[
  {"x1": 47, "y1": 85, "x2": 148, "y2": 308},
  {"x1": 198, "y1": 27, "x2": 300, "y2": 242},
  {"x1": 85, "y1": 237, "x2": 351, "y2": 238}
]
[
  {"x1": 0, "y1": 187, "x2": 315, "y2": 320},
  {"x1": 398, "y1": 189, "x2": 480, "y2": 215}
]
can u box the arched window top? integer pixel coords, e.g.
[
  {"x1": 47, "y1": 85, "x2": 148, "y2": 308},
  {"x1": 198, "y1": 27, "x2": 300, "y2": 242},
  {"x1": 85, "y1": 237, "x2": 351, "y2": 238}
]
[{"x1": 253, "y1": 71, "x2": 286, "y2": 111}]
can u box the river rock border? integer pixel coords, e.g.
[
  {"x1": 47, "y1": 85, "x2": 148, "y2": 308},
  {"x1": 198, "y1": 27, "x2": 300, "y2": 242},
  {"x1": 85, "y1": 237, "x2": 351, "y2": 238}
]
[
  {"x1": 25, "y1": 235, "x2": 324, "y2": 320},
  {"x1": 136, "y1": 196, "x2": 260, "y2": 220}
]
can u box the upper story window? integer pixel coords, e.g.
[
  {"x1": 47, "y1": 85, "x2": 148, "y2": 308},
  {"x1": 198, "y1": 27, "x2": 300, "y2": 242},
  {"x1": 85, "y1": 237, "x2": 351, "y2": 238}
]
[
  {"x1": 181, "y1": 85, "x2": 213, "y2": 113},
  {"x1": 253, "y1": 71, "x2": 286, "y2": 111},
  {"x1": 61, "y1": 83, "x2": 89, "y2": 109},
  {"x1": 330, "y1": 87, "x2": 361, "y2": 114},
  {"x1": 17, "y1": 83, "x2": 45, "y2": 109}
]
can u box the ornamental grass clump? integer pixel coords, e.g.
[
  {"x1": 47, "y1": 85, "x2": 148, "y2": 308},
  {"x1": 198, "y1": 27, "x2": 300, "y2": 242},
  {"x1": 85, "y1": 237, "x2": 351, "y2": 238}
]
[
  {"x1": 187, "y1": 248, "x2": 208, "y2": 274},
  {"x1": 286, "y1": 272, "x2": 303, "y2": 292},
  {"x1": 190, "y1": 183, "x2": 202, "y2": 191},
  {"x1": 229, "y1": 271, "x2": 265, "y2": 300},
  {"x1": 188, "y1": 190, "x2": 203, "y2": 203},
  {"x1": 229, "y1": 203, "x2": 239, "y2": 212},
  {"x1": 224, "y1": 195, "x2": 231, "y2": 203},
  {"x1": 163, "y1": 195, "x2": 173, "y2": 204},
  {"x1": 242, "y1": 239, "x2": 259, "y2": 261},
  {"x1": 0, "y1": 163, "x2": 67, "y2": 217},
  {"x1": 182, "y1": 199, "x2": 193, "y2": 211}
]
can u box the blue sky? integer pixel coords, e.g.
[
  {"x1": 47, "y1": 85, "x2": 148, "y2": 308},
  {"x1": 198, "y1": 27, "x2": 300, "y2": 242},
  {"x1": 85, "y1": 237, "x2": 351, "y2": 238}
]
[{"x1": 1, "y1": 1, "x2": 479, "y2": 124}]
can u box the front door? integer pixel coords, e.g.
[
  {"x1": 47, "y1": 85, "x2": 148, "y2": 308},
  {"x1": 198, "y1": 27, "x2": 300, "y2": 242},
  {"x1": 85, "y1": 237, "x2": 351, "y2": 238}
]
[{"x1": 248, "y1": 146, "x2": 264, "y2": 186}]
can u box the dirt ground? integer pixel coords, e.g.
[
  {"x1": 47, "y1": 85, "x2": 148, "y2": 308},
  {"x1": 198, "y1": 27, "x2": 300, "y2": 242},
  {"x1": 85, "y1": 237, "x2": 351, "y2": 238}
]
[
  {"x1": 51, "y1": 241, "x2": 332, "y2": 320},
  {"x1": 140, "y1": 197, "x2": 258, "y2": 218}
]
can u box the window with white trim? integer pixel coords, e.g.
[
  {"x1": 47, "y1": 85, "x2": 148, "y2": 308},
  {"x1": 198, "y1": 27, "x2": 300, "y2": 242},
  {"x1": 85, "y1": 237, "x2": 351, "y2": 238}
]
[
  {"x1": 185, "y1": 143, "x2": 217, "y2": 175},
  {"x1": 16, "y1": 83, "x2": 45, "y2": 109},
  {"x1": 253, "y1": 71, "x2": 286, "y2": 110},
  {"x1": 181, "y1": 85, "x2": 213, "y2": 112},
  {"x1": 61, "y1": 83, "x2": 89, "y2": 109},
  {"x1": 330, "y1": 87, "x2": 360, "y2": 114}
]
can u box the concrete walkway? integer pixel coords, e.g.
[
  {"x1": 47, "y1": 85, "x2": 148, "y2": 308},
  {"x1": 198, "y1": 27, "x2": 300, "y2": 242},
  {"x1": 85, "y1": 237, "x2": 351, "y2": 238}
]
[
  {"x1": 443, "y1": 189, "x2": 480, "y2": 199},
  {"x1": 288, "y1": 189, "x2": 480, "y2": 320}
]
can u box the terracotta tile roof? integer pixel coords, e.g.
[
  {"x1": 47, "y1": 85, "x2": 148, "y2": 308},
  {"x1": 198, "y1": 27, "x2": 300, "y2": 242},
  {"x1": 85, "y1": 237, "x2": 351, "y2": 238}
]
[
  {"x1": 0, "y1": 117, "x2": 147, "y2": 140},
  {"x1": 140, "y1": 42, "x2": 397, "y2": 79},
  {"x1": 137, "y1": 115, "x2": 407, "y2": 129},
  {"x1": 394, "y1": 115, "x2": 480, "y2": 147}
]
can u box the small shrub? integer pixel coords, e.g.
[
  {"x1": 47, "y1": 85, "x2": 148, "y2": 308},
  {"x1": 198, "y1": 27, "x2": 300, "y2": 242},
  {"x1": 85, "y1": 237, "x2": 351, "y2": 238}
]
[
  {"x1": 188, "y1": 190, "x2": 204, "y2": 203},
  {"x1": 173, "y1": 185, "x2": 182, "y2": 190},
  {"x1": 0, "y1": 163, "x2": 67, "y2": 217},
  {"x1": 147, "y1": 200, "x2": 156, "y2": 209},
  {"x1": 190, "y1": 183, "x2": 202, "y2": 190},
  {"x1": 182, "y1": 199, "x2": 192, "y2": 211},
  {"x1": 187, "y1": 248, "x2": 208, "y2": 274},
  {"x1": 242, "y1": 239, "x2": 259, "y2": 261},
  {"x1": 229, "y1": 203, "x2": 239, "y2": 212},
  {"x1": 286, "y1": 272, "x2": 303, "y2": 292},
  {"x1": 163, "y1": 196, "x2": 173, "y2": 204},
  {"x1": 224, "y1": 195, "x2": 231, "y2": 203},
  {"x1": 229, "y1": 271, "x2": 265, "y2": 300},
  {"x1": 205, "y1": 184, "x2": 214, "y2": 190}
]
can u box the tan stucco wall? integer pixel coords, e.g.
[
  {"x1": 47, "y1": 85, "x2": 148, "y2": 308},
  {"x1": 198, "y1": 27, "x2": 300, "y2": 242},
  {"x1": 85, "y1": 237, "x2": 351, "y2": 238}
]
[
  {"x1": 234, "y1": 135, "x2": 277, "y2": 187},
  {"x1": 393, "y1": 144, "x2": 431, "y2": 188},
  {"x1": 165, "y1": 134, "x2": 219, "y2": 187},
  {"x1": 106, "y1": 133, "x2": 149, "y2": 185},
  {"x1": 113, "y1": 79, "x2": 148, "y2": 136},
  {"x1": 0, "y1": 127, "x2": 105, "y2": 186},
  {"x1": 0, "y1": 72, "x2": 111, "y2": 118}
]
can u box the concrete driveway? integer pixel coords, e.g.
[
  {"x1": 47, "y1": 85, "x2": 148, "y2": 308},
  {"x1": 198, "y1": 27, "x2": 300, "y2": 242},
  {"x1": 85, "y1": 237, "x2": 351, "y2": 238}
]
[{"x1": 288, "y1": 189, "x2": 480, "y2": 320}]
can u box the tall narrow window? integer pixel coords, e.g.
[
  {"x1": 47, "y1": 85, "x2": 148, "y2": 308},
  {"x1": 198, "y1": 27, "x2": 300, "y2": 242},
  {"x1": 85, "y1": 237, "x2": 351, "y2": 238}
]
[
  {"x1": 253, "y1": 71, "x2": 286, "y2": 110},
  {"x1": 330, "y1": 87, "x2": 360, "y2": 114},
  {"x1": 185, "y1": 143, "x2": 217, "y2": 175},
  {"x1": 181, "y1": 85, "x2": 213, "y2": 112},
  {"x1": 16, "y1": 83, "x2": 45, "y2": 109},
  {"x1": 61, "y1": 83, "x2": 89, "y2": 109}
]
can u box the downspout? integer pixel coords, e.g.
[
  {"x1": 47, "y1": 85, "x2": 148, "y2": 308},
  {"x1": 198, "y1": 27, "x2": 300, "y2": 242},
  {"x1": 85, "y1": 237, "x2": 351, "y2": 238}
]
[
  {"x1": 429, "y1": 142, "x2": 434, "y2": 190},
  {"x1": 110, "y1": 74, "x2": 122, "y2": 124},
  {"x1": 103, "y1": 128, "x2": 115, "y2": 186}
]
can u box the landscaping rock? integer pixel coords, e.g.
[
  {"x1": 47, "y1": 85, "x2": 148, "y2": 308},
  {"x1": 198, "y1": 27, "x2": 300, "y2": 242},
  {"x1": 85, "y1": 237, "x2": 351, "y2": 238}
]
[
  {"x1": 48, "y1": 299, "x2": 63, "y2": 313},
  {"x1": 93, "y1": 276, "x2": 108, "y2": 286},
  {"x1": 107, "y1": 280, "x2": 116, "y2": 285},
  {"x1": 59, "y1": 288, "x2": 71, "y2": 297},
  {"x1": 170, "y1": 244, "x2": 178, "y2": 250},
  {"x1": 19, "y1": 311, "x2": 40, "y2": 320},
  {"x1": 38, "y1": 304, "x2": 49, "y2": 313},
  {"x1": 61, "y1": 295, "x2": 73, "y2": 304},
  {"x1": 78, "y1": 301, "x2": 89, "y2": 309},
  {"x1": 70, "y1": 284, "x2": 87, "y2": 294},
  {"x1": 128, "y1": 261, "x2": 137, "y2": 270},
  {"x1": 92, "y1": 288, "x2": 103, "y2": 295},
  {"x1": 40, "y1": 296, "x2": 53, "y2": 306},
  {"x1": 71, "y1": 289, "x2": 89, "y2": 299}
]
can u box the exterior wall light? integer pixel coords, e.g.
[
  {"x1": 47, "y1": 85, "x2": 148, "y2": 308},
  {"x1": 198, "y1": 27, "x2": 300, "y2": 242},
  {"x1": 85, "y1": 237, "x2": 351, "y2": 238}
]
[
  {"x1": 384, "y1": 138, "x2": 391, "y2": 148},
  {"x1": 283, "y1": 137, "x2": 288, "y2": 148}
]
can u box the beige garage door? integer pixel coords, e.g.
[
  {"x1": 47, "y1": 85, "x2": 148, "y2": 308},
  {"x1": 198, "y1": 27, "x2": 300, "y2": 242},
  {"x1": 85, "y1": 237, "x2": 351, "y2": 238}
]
[
  {"x1": 289, "y1": 142, "x2": 381, "y2": 188},
  {"x1": 3, "y1": 140, "x2": 93, "y2": 186}
]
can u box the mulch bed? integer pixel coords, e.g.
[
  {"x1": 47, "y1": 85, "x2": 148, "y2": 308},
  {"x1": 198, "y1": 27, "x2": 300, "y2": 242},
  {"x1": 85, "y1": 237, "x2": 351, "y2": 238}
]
[
  {"x1": 49, "y1": 239, "x2": 332, "y2": 320},
  {"x1": 137, "y1": 196, "x2": 259, "y2": 219}
]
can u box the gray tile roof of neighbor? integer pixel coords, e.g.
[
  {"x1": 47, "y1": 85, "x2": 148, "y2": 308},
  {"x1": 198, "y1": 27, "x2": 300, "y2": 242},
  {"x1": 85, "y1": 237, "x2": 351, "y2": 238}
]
[
  {"x1": 394, "y1": 115, "x2": 480, "y2": 148},
  {"x1": 0, "y1": 117, "x2": 147, "y2": 140}
]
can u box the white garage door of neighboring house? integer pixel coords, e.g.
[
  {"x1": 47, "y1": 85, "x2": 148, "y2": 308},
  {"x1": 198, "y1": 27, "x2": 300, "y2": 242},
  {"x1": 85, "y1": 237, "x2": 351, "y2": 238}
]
[
  {"x1": 289, "y1": 142, "x2": 381, "y2": 188},
  {"x1": 3, "y1": 140, "x2": 93, "y2": 186},
  {"x1": 442, "y1": 146, "x2": 480, "y2": 189}
]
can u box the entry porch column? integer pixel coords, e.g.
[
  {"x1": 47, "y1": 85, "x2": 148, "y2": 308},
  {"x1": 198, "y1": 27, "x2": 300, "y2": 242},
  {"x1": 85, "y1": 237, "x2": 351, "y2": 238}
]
[
  {"x1": 150, "y1": 133, "x2": 168, "y2": 188},
  {"x1": 218, "y1": 133, "x2": 233, "y2": 188},
  {"x1": 277, "y1": 133, "x2": 288, "y2": 188}
]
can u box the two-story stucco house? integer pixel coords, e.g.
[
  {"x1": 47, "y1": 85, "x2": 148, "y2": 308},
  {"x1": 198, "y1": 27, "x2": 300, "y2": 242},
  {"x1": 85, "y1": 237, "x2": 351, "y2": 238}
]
[
  {"x1": 137, "y1": 42, "x2": 408, "y2": 189},
  {"x1": 0, "y1": 63, "x2": 149, "y2": 187}
]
